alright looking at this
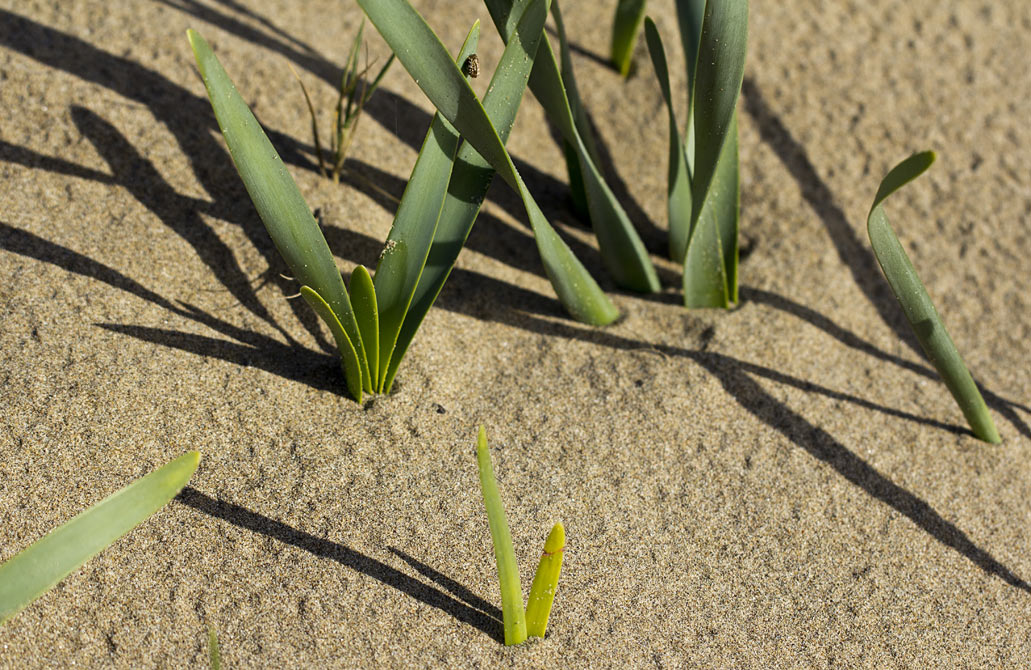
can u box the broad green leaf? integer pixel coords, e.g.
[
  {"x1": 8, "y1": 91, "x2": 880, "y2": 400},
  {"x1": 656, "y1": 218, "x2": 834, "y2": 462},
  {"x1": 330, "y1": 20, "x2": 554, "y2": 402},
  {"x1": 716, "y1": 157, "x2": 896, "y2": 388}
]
[
  {"x1": 485, "y1": 0, "x2": 660, "y2": 293},
  {"x1": 300, "y1": 285, "x2": 363, "y2": 402},
  {"x1": 0, "y1": 452, "x2": 200, "y2": 625},
  {"x1": 381, "y1": 8, "x2": 550, "y2": 393},
  {"x1": 525, "y1": 522, "x2": 564, "y2": 638},
  {"x1": 349, "y1": 265, "x2": 379, "y2": 393},
  {"x1": 374, "y1": 25, "x2": 477, "y2": 392},
  {"x1": 358, "y1": 0, "x2": 620, "y2": 325},
  {"x1": 188, "y1": 30, "x2": 369, "y2": 396},
  {"x1": 644, "y1": 19, "x2": 692, "y2": 263},
  {"x1": 867, "y1": 151, "x2": 1000, "y2": 443},
  {"x1": 611, "y1": 0, "x2": 647, "y2": 77},
  {"x1": 475, "y1": 427, "x2": 527, "y2": 646}
]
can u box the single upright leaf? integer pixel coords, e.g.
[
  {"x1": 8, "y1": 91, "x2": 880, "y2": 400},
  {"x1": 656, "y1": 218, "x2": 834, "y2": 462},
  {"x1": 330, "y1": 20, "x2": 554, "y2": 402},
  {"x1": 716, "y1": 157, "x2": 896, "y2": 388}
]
[
  {"x1": 525, "y1": 522, "x2": 564, "y2": 638},
  {"x1": 374, "y1": 25, "x2": 477, "y2": 391},
  {"x1": 644, "y1": 18, "x2": 692, "y2": 263},
  {"x1": 207, "y1": 626, "x2": 222, "y2": 670},
  {"x1": 0, "y1": 452, "x2": 200, "y2": 625},
  {"x1": 611, "y1": 0, "x2": 648, "y2": 77},
  {"x1": 188, "y1": 30, "x2": 368, "y2": 396},
  {"x1": 475, "y1": 427, "x2": 527, "y2": 646},
  {"x1": 867, "y1": 151, "x2": 1000, "y2": 443},
  {"x1": 675, "y1": 0, "x2": 706, "y2": 172},
  {"x1": 358, "y1": 0, "x2": 620, "y2": 325},
  {"x1": 349, "y1": 265, "x2": 379, "y2": 393}
]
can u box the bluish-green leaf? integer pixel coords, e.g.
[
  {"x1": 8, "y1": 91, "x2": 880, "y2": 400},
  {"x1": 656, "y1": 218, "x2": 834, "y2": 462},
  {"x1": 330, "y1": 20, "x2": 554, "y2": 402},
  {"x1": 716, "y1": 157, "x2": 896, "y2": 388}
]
[
  {"x1": 675, "y1": 0, "x2": 706, "y2": 173},
  {"x1": 867, "y1": 151, "x2": 1000, "y2": 443},
  {"x1": 300, "y1": 285, "x2": 363, "y2": 402},
  {"x1": 359, "y1": 0, "x2": 620, "y2": 325},
  {"x1": 475, "y1": 427, "x2": 527, "y2": 646},
  {"x1": 188, "y1": 29, "x2": 368, "y2": 397},
  {"x1": 611, "y1": 0, "x2": 648, "y2": 77},
  {"x1": 644, "y1": 18, "x2": 692, "y2": 263},
  {"x1": 349, "y1": 265, "x2": 379, "y2": 393},
  {"x1": 0, "y1": 452, "x2": 200, "y2": 625},
  {"x1": 373, "y1": 25, "x2": 476, "y2": 392}
]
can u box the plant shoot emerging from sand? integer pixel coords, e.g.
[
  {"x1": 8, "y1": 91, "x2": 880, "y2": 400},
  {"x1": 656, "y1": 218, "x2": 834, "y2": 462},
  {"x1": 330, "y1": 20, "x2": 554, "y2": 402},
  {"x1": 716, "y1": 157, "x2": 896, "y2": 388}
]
[
  {"x1": 610, "y1": 0, "x2": 647, "y2": 77},
  {"x1": 867, "y1": 151, "x2": 1000, "y2": 443},
  {"x1": 290, "y1": 20, "x2": 394, "y2": 184},
  {"x1": 476, "y1": 427, "x2": 564, "y2": 645},
  {"x1": 645, "y1": 0, "x2": 748, "y2": 308},
  {"x1": 0, "y1": 452, "x2": 200, "y2": 625}
]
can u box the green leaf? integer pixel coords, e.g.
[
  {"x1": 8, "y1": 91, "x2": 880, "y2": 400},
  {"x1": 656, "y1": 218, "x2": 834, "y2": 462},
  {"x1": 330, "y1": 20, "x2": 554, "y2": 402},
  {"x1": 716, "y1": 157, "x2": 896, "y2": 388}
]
[
  {"x1": 644, "y1": 18, "x2": 692, "y2": 263},
  {"x1": 611, "y1": 0, "x2": 647, "y2": 77},
  {"x1": 867, "y1": 151, "x2": 1000, "y2": 443},
  {"x1": 374, "y1": 25, "x2": 477, "y2": 392},
  {"x1": 358, "y1": 0, "x2": 620, "y2": 325},
  {"x1": 300, "y1": 285, "x2": 363, "y2": 402},
  {"x1": 349, "y1": 265, "x2": 379, "y2": 393},
  {"x1": 0, "y1": 452, "x2": 200, "y2": 626},
  {"x1": 525, "y1": 522, "x2": 564, "y2": 638},
  {"x1": 675, "y1": 0, "x2": 706, "y2": 173},
  {"x1": 188, "y1": 29, "x2": 369, "y2": 397},
  {"x1": 207, "y1": 626, "x2": 222, "y2": 670},
  {"x1": 485, "y1": 0, "x2": 660, "y2": 293},
  {"x1": 475, "y1": 427, "x2": 527, "y2": 646}
]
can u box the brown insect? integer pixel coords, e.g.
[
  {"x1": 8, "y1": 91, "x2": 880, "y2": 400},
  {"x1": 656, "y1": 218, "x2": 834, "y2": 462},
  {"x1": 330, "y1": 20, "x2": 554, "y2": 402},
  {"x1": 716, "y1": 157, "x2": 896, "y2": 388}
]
[{"x1": 462, "y1": 54, "x2": 479, "y2": 78}]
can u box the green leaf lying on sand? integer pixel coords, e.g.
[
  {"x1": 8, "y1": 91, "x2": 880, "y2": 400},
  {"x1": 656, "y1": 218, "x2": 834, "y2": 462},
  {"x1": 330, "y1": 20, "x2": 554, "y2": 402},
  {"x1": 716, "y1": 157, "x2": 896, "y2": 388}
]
[
  {"x1": 476, "y1": 427, "x2": 564, "y2": 645},
  {"x1": 867, "y1": 151, "x2": 1000, "y2": 444},
  {"x1": 0, "y1": 452, "x2": 200, "y2": 625}
]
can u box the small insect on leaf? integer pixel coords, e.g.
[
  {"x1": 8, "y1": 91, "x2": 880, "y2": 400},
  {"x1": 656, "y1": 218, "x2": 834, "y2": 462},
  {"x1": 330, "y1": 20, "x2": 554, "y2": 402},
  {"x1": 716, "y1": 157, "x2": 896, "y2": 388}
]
[{"x1": 462, "y1": 53, "x2": 479, "y2": 78}]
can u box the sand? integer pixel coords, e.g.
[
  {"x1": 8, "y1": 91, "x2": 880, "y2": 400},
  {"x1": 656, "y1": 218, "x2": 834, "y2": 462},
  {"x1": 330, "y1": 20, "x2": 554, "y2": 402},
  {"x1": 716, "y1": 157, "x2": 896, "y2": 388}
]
[{"x1": 2, "y1": 0, "x2": 1030, "y2": 667}]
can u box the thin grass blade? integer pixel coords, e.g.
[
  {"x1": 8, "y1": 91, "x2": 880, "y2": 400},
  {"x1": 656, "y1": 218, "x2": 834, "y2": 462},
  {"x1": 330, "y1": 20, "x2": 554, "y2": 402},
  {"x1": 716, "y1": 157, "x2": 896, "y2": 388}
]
[
  {"x1": 349, "y1": 265, "x2": 379, "y2": 393},
  {"x1": 475, "y1": 427, "x2": 527, "y2": 646},
  {"x1": 207, "y1": 626, "x2": 222, "y2": 670},
  {"x1": 359, "y1": 0, "x2": 620, "y2": 325},
  {"x1": 611, "y1": 0, "x2": 647, "y2": 77},
  {"x1": 373, "y1": 25, "x2": 477, "y2": 391},
  {"x1": 0, "y1": 452, "x2": 200, "y2": 625},
  {"x1": 525, "y1": 522, "x2": 564, "y2": 638},
  {"x1": 867, "y1": 151, "x2": 1000, "y2": 443},
  {"x1": 300, "y1": 286, "x2": 363, "y2": 402},
  {"x1": 188, "y1": 30, "x2": 368, "y2": 396},
  {"x1": 288, "y1": 64, "x2": 326, "y2": 177},
  {"x1": 485, "y1": 0, "x2": 660, "y2": 293},
  {"x1": 644, "y1": 18, "x2": 692, "y2": 263}
]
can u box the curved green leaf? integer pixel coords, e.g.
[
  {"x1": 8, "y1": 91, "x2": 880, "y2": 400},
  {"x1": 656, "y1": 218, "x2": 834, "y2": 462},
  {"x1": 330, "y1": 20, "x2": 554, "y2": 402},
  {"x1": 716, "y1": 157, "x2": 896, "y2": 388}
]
[
  {"x1": 188, "y1": 29, "x2": 368, "y2": 396},
  {"x1": 644, "y1": 18, "x2": 692, "y2": 263},
  {"x1": 359, "y1": 0, "x2": 620, "y2": 325},
  {"x1": 525, "y1": 522, "x2": 564, "y2": 638},
  {"x1": 0, "y1": 452, "x2": 200, "y2": 625},
  {"x1": 300, "y1": 285, "x2": 363, "y2": 402},
  {"x1": 675, "y1": 0, "x2": 706, "y2": 172},
  {"x1": 867, "y1": 151, "x2": 999, "y2": 443},
  {"x1": 475, "y1": 427, "x2": 527, "y2": 646},
  {"x1": 611, "y1": 0, "x2": 648, "y2": 77},
  {"x1": 349, "y1": 265, "x2": 379, "y2": 393}
]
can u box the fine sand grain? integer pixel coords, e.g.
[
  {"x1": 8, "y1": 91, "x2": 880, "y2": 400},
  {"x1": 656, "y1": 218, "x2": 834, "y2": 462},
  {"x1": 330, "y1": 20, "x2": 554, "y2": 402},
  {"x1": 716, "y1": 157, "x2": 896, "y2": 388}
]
[{"x1": 2, "y1": 0, "x2": 1029, "y2": 667}]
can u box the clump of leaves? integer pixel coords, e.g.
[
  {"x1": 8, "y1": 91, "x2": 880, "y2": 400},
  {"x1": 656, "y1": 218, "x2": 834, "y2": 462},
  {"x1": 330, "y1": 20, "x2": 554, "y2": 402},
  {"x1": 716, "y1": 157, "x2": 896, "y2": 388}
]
[
  {"x1": 644, "y1": 0, "x2": 748, "y2": 308},
  {"x1": 475, "y1": 427, "x2": 565, "y2": 645},
  {"x1": 867, "y1": 151, "x2": 1000, "y2": 443},
  {"x1": 610, "y1": 0, "x2": 648, "y2": 77},
  {"x1": 0, "y1": 452, "x2": 200, "y2": 625},
  {"x1": 290, "y1": 20, "x2": 394, "y2": 184}
]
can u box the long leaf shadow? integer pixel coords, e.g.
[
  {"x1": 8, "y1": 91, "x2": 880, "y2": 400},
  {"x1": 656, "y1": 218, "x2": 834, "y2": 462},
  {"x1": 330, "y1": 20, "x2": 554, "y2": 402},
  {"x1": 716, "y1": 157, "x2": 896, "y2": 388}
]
[
  {"x1": 175, "y1": 487, "x2": 504, "y2": 643},
  {"x1": 389, "y1": 547, "x2": 503, "y2": 623}
]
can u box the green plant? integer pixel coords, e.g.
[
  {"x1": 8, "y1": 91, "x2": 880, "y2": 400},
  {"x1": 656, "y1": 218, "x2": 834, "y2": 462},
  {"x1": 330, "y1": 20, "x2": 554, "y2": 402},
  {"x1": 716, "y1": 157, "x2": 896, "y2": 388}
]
[
  {"x1": 0, "y1": 452, "x2": 200, "y2": 625},
  {"x1": 358, "y1": 0, "x2": 621, "y2": 326},
  {"x1": 475, "y1": 427, "x2": 564, "y2": 645},
  {"x1": 208, "y1": 625, "x2": 222, "y2": 670},
  {"x1": 867, "y1": 151, "x2": 1001, "y2": 443},
  {"x1": 291, "y1": 20, "x2": 394, "y2": 184},
  {"x1": 644, "y1": 0, "x2": 748, "y2": 308},
  {"x1": 610, "y1": 0, "x2": 647, "y2": 77}
]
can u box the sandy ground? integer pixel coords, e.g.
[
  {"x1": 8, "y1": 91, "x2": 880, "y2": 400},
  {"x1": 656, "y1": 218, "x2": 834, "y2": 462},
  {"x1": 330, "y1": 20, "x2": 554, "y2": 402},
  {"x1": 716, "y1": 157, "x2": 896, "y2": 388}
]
[{"x1": 2, "y1": 0, "x2": 1030, "y2": 667}]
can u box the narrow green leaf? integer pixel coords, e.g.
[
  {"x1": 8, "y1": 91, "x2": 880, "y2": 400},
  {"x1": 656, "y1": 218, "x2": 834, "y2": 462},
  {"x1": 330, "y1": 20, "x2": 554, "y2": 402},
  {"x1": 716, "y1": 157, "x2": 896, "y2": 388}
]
[
  {"x1": 867, "y1": 151, "x2": 1000, "y2": 443},
  {"x1": 374, "y1": 25, "x2": 477, "y2": 392},
  {"x1": 551, "y1": 0, "x2": 596, "y2": 216},
  {"x1": 644, "y1": 18, "x2": 692, "y2": 263},
  {"x1": 207, "y1": 626, "x2": 222, "y2": 670},
  {"x1": 359, "y1": 0, "x2": 620, "y2": 325},
  {"x1": 300, "y1": 285, "x2": 363, "y2": 402},
  {"x1": 475, "y1": 427, "x2": 527, "y2": 646},
  {"x1": 714, "y1": 113, "x2": 740, "y2": 303},
  {"x1": 0, "y1": 452, "x2": 200, "y2": 625},
  {"x1": 188, "y1": 29, "x2": 369, "y2": 396},
  {"x1": 486, "y1": 0, "x2": 660, "y2": 293},
  {"x1": 675, "y1": 0, "x2": 706, "y2": 174},
  {"x1": 525, "y1": 522, "x2": 564, "y2": 638},
  {"x1": 349, "y1": 265, "x2": 379, "y2": 393},
  {"x1": 611, "y1": 0, "x2": 647, "y2": 77}
]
